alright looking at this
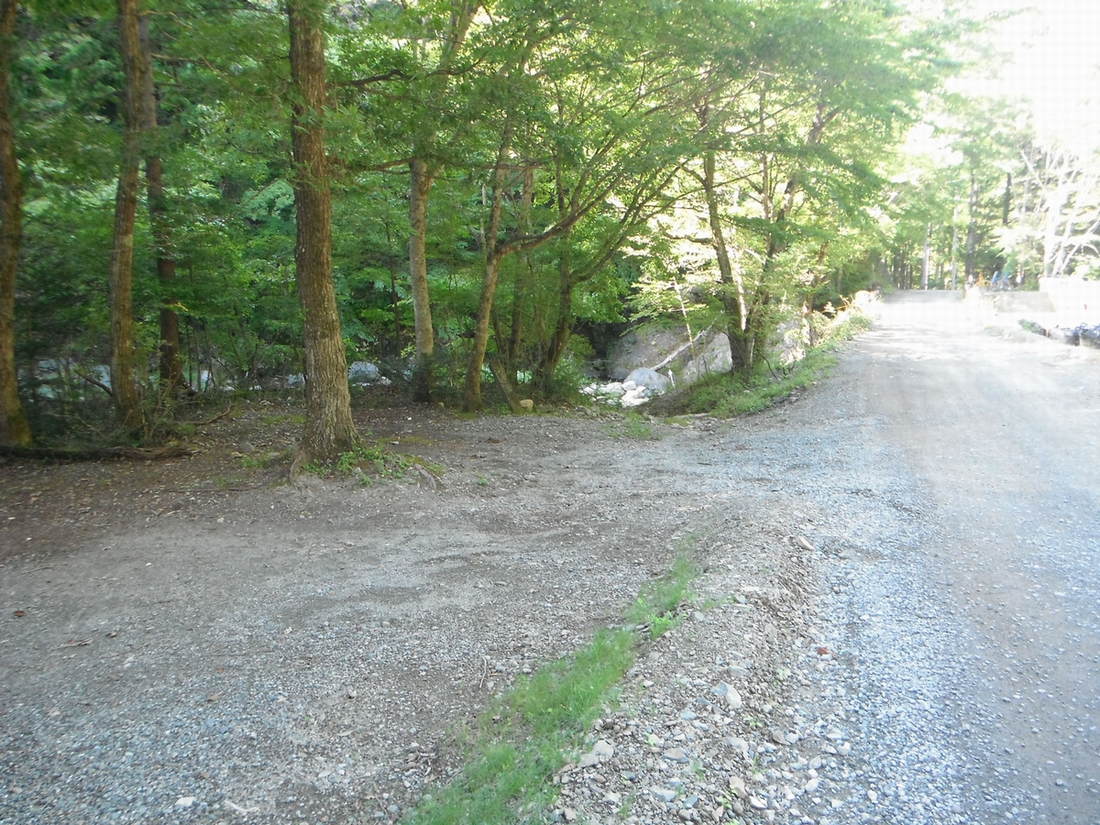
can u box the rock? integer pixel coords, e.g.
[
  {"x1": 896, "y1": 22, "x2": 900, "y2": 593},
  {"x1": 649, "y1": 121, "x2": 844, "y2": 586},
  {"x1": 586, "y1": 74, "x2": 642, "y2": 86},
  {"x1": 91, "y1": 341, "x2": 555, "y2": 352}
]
[
  {"x1": 749, "y1": 795, "x2": 768, "y2": 810},
  {"x1": 175, "y1": 797, "x2": 196, "y2": 808},
  {"x1": 712, "y1": 682, "x2": 743, "y2": 709},
  {"x1": 347, "y1": 361, "x2": 380, "y2": 384},
  {"x1": 603, "y1": 791, "x2": 621, "y2": 805},
  {"x1": 723, "y1": 736, "x2": 749, "y2": 756},
  {"x1": 651, "y1": 786, "x2": 679, "y2": 803},
  {"x1": 728, "y1": 776, "x2": 747, "y2": 798},
  {"x1": 578, "y1": 739, "x2": 614, "y2": 768},
  {"x1": 620, "y1": 387, "x2": 652, "y2": 408},
  {"x1": 519, "y1": 399, "x2": 534, "y2": 411},
  {"x1": 663, "y1": 747, "x2": 690, "y2": 763},
  {"x1": 837, "y1": 741, "x2": 851, "y2": 756},
  {"x1": 625, "y1": 368, "x2": 671, "y2": 393},
  {"x1": 804, "y1": 777, "x2": 821, "y2": 793}
]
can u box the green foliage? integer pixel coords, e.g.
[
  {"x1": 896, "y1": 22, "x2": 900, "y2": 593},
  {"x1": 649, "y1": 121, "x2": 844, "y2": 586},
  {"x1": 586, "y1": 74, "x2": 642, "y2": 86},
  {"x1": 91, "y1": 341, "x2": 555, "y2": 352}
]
[
  {"x1": 402, "y1": 556, "x2": 700, "y2": 825},
  {"x1": 304, "y1": 442, "x2": 442, "y2": 484},
  {"x1": 4, "y1": 0, "x2": 975, "y2": 443}
]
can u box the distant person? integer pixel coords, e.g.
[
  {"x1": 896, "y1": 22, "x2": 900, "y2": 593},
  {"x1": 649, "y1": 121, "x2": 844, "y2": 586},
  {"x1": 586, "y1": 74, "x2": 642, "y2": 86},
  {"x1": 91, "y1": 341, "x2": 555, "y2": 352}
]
[{"x1": 991, "y1": 271, "x2": 1000, "y2": 289}]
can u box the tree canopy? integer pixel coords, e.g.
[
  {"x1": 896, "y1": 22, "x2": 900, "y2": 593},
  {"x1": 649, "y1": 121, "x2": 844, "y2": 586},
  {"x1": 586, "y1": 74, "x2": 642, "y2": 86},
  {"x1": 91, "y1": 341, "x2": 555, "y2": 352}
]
[{"x1": 0, "y1": 0, "x2": 1066, "y2": 449}]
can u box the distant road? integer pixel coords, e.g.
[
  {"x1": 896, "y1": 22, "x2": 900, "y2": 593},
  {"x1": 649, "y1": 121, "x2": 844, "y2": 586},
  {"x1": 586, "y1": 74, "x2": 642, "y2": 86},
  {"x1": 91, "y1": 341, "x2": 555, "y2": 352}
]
[{"x1": 803, "y1": 290, "x2": 1100, "y2": 822}]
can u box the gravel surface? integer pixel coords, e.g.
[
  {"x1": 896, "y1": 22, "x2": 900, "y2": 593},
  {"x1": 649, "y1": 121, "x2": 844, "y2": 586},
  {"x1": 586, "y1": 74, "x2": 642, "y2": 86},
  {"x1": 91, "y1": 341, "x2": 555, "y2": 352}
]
[{"x1": 2, "y1": 290, "x2": 1098, "y2": 825}]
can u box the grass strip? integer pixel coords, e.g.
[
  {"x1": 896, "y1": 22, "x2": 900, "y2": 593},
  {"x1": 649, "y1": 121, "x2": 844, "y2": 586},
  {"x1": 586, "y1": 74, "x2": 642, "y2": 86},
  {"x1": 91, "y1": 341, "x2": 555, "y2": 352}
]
[{"x1": 402, "y1": 555, "x2": 699, "y2": 825}]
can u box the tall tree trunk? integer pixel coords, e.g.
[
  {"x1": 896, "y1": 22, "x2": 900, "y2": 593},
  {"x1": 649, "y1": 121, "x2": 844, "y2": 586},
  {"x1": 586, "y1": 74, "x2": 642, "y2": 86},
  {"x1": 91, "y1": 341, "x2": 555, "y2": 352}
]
[
  {"x1": 701, "y1": 149, "x2": 754, "y2": 375},
  {"x1": 462, "y1": 134, "x2": 511, "y2": 413},
  {"x1": 965, "y1": 170, "x2": 979, "y2": 282},
  {"x1": 0, "y1": 0, "x2": 31, "y2": 446},
  {"x1": 533, "y1": 229, "x2": 573, "y2": 391},
  {"x1": 288, "y1": 0, "x2": 357, "y2": 463},
  {"x1": 462, "y1": 251, "x2": 501, "y2": 412},
  {"x1": 406, "y1": 4, "x2": 478, "y2": 403},
  {"x1": 137, "y1": 16, "x2": 183, "y2": 396},
  {"x1": 408, "y1": 157, "x2": 435, "y2": 402},
  {"x1": 110, "y1": 0, "x2": 149, "y2": 432}
]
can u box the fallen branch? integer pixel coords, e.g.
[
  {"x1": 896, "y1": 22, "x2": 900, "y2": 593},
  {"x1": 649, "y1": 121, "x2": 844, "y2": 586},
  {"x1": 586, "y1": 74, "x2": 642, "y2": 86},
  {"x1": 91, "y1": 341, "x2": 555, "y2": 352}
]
[{"x1": 189, "y1": 400, "x2": 233, "y2": 427}]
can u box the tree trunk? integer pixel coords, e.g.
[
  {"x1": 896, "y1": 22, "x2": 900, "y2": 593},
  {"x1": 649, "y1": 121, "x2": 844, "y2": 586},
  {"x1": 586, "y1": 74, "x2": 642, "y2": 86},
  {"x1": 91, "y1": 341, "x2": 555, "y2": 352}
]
[
  {"x1": 462, "y1": 252, "x2": 501, "y2": 412},
  {"x1": 408, "y1": 157, "x2": 435, "y2": 402},
  {"x1": 965, "y1": 170, "x2": 979, "y2": 282},
  {"x1": 288, "y1": 0, "x2": 357, "y2": 463},
  {"x1": 533, "y1": 229, "x2": 573, "y2": 391},
  {"x1": 137, "y1": 16, "x2": 184, "y2": 396},
  {"x1": 701, "y1": 149, "x2": 754, "y2": 375},
  {"x1": 0, "y1": 0, "x2": 31, "y2": 446},
  {"x1": 110, "y1": 0, "x2": 149, "y2": 432}
]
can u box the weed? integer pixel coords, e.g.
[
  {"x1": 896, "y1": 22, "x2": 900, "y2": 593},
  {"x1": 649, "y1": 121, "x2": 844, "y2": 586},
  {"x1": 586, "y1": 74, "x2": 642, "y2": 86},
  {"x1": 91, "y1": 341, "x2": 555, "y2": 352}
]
[
  {"x1": 400, "y1": 556, "x2": 702, "y2": 825},
  {"x1": 606, "y1": 411, "x2": 658, "y2": 440},
  {"x1": 625, "y1": 555, "x2": 699, "y2": 639},
  {"x1": 304, "y1": 443, "x2": 443, "y2": 485}
]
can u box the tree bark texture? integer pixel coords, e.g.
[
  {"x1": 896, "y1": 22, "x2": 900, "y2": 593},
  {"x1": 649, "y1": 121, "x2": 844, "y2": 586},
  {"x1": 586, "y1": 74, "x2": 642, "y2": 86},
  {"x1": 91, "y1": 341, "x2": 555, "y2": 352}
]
[
  {"x1": 137, "y1": 16, "x2": 184, "y2": 396},
  {"x1": 288, "y1": 0, "x2": 357, "y2": 461},
  {"x1": 109, "y1": 0, "x2": 149, "y2": 432},
  {"x1": 0, "y1": 0, "x2": 31, "y2": 446},
  {"x1": 408, "y1": 157, "x2": 435, "y2": 402}
]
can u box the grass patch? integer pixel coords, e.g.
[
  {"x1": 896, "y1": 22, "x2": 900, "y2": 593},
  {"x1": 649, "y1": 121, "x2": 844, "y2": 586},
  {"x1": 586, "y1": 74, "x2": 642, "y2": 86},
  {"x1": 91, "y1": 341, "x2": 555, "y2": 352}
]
[
  {"x1": 402, "y1": 555, "x2": 700, "y2": 825},
  {"x1": 651, "y1": 307, "x2": 872, "y2": 418},
  {"x1": 604, "y1": 410, "x2": 659, "y2": 440},
  {"x1": 304, "y1": 443, "x2": 444, "y2": 484}
]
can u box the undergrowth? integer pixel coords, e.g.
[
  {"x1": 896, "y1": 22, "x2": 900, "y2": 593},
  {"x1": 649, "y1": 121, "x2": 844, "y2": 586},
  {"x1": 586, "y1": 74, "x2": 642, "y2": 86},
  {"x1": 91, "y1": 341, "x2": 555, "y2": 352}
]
[
  {"x1": 651, "y1": 308, "x2": 870, "y2": 418},
  {"x1": 304, "y1": 443, "x2": 443, "y2": 484},
  {"x1": 401, "y1": 554, "x2": 699, "y2": 825}
]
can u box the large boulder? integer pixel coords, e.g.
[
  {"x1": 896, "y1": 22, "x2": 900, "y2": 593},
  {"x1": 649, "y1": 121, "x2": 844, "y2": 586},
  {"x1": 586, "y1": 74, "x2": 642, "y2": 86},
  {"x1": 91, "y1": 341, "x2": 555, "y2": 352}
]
[{"x1": 624, "y1": 367, "x2": 671, "y2": 393}]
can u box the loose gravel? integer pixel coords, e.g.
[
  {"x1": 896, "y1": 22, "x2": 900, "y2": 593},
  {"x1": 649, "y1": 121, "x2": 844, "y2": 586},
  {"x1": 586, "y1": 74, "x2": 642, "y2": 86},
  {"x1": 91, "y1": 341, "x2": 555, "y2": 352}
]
[{"x1": 3, "y1": 292, "x2": 1098, "y2": 825}]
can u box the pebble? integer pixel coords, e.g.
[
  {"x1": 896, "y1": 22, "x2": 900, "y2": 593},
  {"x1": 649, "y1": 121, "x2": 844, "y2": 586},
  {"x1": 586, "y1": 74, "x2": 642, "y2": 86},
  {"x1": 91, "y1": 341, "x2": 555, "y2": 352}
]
[{"x1": 651, "y1": 787, "x2": 678, "y2": 803}]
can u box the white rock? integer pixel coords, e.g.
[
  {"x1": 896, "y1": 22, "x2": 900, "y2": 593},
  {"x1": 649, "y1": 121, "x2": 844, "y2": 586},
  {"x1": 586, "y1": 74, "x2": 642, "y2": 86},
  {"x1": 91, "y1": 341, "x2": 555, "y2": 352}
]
[
  {"x1": 712, "y1": 682, "x2": 743, "y2": 709},
  {"x1": 175, "y1": 797, "x2": 196, "y2": 808}
]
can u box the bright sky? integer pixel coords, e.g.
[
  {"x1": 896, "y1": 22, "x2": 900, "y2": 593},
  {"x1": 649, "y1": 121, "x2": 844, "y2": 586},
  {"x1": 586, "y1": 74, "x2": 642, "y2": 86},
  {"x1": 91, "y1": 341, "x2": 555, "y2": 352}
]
[{"x1": 964, "y1": 0, "x2": 1100, "y2": 150}]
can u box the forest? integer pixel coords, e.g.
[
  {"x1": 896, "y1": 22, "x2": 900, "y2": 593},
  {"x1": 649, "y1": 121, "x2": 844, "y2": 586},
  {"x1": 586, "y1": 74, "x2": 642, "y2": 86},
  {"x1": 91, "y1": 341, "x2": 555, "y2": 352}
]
[{"x1": 0, "y1": 0, "x2": 1096, "y2": 461}]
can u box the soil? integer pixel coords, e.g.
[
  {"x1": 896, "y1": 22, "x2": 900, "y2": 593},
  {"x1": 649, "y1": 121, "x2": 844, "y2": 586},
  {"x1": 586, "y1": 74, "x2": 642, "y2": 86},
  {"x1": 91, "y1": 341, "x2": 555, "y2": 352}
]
[{"x1": 2, "y1": 290, "x2": 1098, "y2": 825}]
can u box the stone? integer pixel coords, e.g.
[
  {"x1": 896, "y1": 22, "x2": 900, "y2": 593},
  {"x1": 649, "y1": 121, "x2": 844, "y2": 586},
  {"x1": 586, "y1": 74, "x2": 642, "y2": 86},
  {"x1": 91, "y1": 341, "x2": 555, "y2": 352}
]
[
  {"x1": 712, "y1": 682, "x2": 743, "y2": 710},
  {"x1": 519, "y1": 399, "x2": 534, "y2": 411},
  {"x1": 651, "y1": 787, "x2": 678, "y2": 803},
  {"x1": 625, "y1": 367, "x2": 670, "y2": 393},
  {"x1": 579, "y1": 739, "x2": 614, "y2": 768},
  {"x1": 347, "y1": 361, "x2": 380, "y2": 384},
  {"x1": 663, "y1": 747, "x2": 690, "y2": 763}
]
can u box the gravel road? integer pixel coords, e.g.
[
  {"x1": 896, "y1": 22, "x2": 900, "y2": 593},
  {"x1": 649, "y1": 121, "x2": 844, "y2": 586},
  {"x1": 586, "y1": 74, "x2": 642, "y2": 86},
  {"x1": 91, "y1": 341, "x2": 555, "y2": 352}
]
[
  {"x1": 2, "y1": 289, "x2": 1098, "y2": 825},
  {"x1": 781, "y1": 290, "x2": 1100, "y2": 824}
]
